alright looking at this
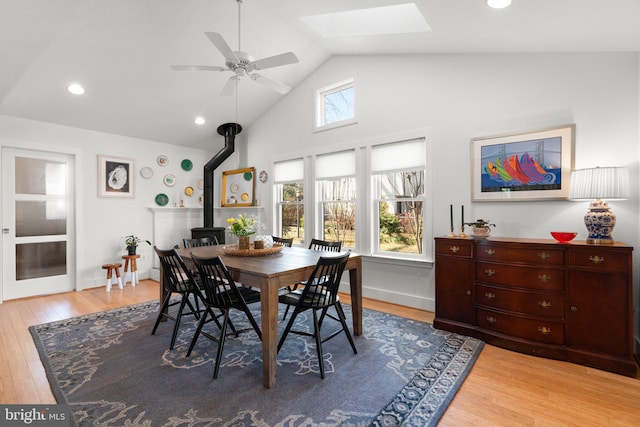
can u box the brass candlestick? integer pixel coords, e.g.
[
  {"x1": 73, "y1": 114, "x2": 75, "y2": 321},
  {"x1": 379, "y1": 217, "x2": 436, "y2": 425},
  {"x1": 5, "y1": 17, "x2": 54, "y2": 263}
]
[{"x1": 459, "y1": 226, "x2": 467, "y2": 238}]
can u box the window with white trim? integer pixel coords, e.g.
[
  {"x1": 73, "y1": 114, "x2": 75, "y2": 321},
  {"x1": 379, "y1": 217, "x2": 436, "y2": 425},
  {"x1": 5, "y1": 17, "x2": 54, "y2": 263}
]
[
  {"x1": 316, "y1": 150, "x2": 356, "y2": 248},
  {"x1": 274, "y1": 158, "x2": 305, "y2": 245},
  {"x1": 314, "y1": 78, "x2": 355, "y2": 131},
  {"x1": 372, "y1": 138, "x2": 426, "y2": 257}
]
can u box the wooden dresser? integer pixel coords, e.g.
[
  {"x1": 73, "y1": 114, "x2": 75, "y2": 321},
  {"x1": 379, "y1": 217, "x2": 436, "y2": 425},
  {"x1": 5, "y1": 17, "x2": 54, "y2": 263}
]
[{"x1": 434, "y1": 236, "x2": 636, "y2": 377}]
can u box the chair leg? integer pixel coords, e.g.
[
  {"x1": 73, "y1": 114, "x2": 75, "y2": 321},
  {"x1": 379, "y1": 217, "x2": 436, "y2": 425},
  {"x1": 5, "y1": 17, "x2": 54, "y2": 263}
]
[
  {"x1": 277, "y1": 306, "x2": 299, "y2": 353},
  {"x1": 242, "y1": 307, "x2": 262, "y2": 340},
  {"x1": 335, "y1": 302, "x2": 357, "y2": 355},
  {"x1": 213, "y1": 310, "x2": 230, "y2": 379},
  {"x1": 151, "y1": 292, "x2": 173, "y2": 335},
  {"x1": 186, "y1": 307, "x2": 210, "y2": 357},
  {"x1": 312, "y1": 309, "x2": 325, "y2": 379},
  {"x1": 169, "y1": 296, "x2": 189, "y2": 350}
]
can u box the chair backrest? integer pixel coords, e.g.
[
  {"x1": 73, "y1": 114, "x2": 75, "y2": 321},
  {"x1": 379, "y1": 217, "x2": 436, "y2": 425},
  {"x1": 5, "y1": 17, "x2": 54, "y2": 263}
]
[
  {"x1": 308, "y1": 238, "x2": 342, "y2": 252},
  {"x1": 154, "y1": 246, "x2": 199, "y2": 293},
  {"x1": 183, "y1": 236, "x2": 218, "y2": 248},
  {"x1": 272, "y1": 236, "x2": 293, "y2": 247},
  {"x1": 298, "y1": 250, "x2": 351, "y2": 308},
  {"x1": 190, "y1": 254, "x2": 249, "y2": 309}
]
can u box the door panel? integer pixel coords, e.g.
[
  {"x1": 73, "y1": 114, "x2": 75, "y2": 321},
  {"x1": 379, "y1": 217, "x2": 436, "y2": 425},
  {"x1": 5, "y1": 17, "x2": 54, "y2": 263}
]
[{"x1": 2, "y1": 148, "x2": 75, "y2": 301}]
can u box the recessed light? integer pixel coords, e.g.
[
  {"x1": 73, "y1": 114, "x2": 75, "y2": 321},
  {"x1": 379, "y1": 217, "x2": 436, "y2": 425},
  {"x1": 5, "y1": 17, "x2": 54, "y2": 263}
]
[
  {"x1": 487, "y1": 0, "x2": 512, "y2": 8},
  {"x1": 195, "y1": 116, "x2": 205, "y2": 125},
  {"x1": 67, "y1": 84, "x2": 85, "y2": 95}
]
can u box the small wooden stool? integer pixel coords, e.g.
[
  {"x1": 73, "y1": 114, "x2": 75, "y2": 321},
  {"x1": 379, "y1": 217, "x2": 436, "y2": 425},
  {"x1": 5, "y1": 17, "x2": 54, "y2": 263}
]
[
  {"x1": 122, "y1": 254, "x2": 141, "y2": 286},
  {"x1": 102, "y1": 263, "x2": 123, "y2": 292}
]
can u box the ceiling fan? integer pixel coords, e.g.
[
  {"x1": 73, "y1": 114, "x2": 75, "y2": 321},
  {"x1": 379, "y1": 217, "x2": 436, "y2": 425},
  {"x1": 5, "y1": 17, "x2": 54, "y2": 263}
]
[{"x1": 171, "y1": 0, "x2": 298, "y2": 96}]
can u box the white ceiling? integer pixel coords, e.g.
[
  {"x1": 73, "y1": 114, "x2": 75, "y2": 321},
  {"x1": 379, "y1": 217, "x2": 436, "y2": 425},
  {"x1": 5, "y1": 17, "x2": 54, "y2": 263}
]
[{"x1": 1, "y1": 0, "x2": 639, "y2": 150}]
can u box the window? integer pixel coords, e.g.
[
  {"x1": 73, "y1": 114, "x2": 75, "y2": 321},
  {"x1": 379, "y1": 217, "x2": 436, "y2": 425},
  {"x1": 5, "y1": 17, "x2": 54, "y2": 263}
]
[
  {"x1": 274, "y1": 159, "x2": 305, "y2": 245},
  {"x1": 316, "y1": 150, "x2": 356, "y2": 247},
  {"x1": 314, "y1": 78, "x2": 355, "y2": 131},
  {"x1": 372, "y1": 139, "x2": 426, "y2": 257}
]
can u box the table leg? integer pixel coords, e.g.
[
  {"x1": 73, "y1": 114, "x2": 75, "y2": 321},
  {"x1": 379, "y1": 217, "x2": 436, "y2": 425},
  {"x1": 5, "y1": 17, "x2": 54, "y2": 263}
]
[
  {"x1": 348, "y1": 257, "x2": 362, "y2": 336},
  {"x1": 261, "y1": 280, "x2": 279, "y2": 388}
]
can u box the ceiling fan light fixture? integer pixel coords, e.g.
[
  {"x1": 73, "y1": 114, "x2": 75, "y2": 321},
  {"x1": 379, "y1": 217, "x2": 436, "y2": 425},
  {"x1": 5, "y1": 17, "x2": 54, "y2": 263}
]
[
  {"x1": 487, "y1": 0, "x2": 512, "y2": 8},
  {"x1": 67, "y1": 83, "x2": 85, "y2": 95}
]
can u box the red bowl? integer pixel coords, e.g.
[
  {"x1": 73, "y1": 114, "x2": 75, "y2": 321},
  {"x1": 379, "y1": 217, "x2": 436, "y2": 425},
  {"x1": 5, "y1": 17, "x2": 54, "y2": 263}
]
[{"x1": 550, "y1": 231, "x2": 577, "y2": 243}]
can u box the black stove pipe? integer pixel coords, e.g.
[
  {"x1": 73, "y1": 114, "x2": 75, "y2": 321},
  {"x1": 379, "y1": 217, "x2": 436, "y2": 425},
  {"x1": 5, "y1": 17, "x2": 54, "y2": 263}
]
[{"x1": 203, "y1": 122, "x2": 242, "y2": 228}]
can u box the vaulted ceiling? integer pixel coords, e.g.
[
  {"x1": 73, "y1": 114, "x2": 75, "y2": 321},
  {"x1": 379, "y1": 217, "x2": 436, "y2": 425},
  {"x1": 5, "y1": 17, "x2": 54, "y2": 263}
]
[{"x1": 2, "y1": 0, "x2": 639, "y2": 150}]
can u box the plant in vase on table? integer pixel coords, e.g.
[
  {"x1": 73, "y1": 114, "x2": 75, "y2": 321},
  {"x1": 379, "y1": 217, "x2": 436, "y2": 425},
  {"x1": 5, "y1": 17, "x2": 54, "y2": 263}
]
[
  {"x1": 463, "y1": 219, "x2": 495, "y2": 238},
  {"x1": 226, "y1": 213, "x2": 262, "y2": 249},
  {"x1": 124, "y1": 235, "x2": 151, "y2": 255}
]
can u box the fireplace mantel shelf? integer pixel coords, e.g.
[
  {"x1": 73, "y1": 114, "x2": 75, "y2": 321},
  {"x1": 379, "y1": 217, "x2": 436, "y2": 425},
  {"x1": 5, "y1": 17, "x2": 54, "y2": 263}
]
[{"x1": 148, "y1": 206, "x2": 263, "y2": 212}]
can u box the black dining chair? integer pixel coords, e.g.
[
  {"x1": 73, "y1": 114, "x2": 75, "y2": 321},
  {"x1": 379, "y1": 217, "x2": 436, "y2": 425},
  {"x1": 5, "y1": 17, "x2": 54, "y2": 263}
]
[
  {"x1": 183, "y1": 236, "x2": 218, "y2": 248},
  {"x1": 281, "y1": 238, "x2": 343, "y2": 320},
  {"x1": 272, "y1": 236, "x2": 293, "y2": 247},
  {"x1": 152, "y1": 246, "x2": 211, "y2": 350},
  {"x1": 277, "y1": 250, "x2": 356, "y2": 379},
  {"x1": 186, "y1": 254, "x2": 262, "y2": 379}
]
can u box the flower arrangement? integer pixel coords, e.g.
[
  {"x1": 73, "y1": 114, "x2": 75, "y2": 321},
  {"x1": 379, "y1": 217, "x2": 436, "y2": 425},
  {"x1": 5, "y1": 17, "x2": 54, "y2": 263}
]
[
  {"x1": 124, "y1": 235, "x2": 152, "y2": 248},
  {"x1": 463, "y1": 219, "x2": 495, "y2": 229},
  {"x1": 226, "y1": 213, "x2": 260, "y2": 237}
]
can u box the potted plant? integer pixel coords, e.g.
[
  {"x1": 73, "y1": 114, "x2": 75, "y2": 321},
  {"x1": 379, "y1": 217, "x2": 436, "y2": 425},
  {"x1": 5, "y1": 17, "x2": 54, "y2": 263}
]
[
  {"x1": 226, "y1": 213, "x2": 259, "y2": 250},
  {"x1": 463, "y1": 219, "x2": 496, "y2": 237},
  {"x1": 124, "y1": 235, "x2": 151, "y2": 255}
]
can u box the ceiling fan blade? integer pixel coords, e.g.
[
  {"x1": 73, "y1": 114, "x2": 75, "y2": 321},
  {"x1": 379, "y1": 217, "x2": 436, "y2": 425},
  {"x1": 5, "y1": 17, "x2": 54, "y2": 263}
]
[
  {"x1": 252, "y1": 52, "x2": 299, "y2": 71},
  {"x1": 170, "y1": 65, "x2": 227, "y2": 72},
  {"x1": 220, "y1": 76, "x2": 239, "y2": 96},
  {"x1": 205, "y1": 32, "x2": 238, "y2": 62},
  {"x1": 251, "y1": 74, "x2": 291, "y2": 94}
]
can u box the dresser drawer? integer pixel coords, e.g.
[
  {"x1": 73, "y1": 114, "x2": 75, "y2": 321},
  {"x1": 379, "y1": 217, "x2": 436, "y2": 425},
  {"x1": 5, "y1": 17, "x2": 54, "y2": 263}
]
[
  {"x1": 568, "y1": 248, "x2": 630, "y2": 271},
  {"x1": 435, "y1": 239, "x2": 473, "y2": 258},
  {"x1": 476, "y1": 262, "x2": 564, "y2": 291},
  {"x1": 477, "y1": 308, "x2": 564, "y2": 345},
  {"x1": 475, "y1": 243, "x2": 564, "y2": 265},
  {"x1": 476, "y1": 284, "x2": 564, "y2": 318}
]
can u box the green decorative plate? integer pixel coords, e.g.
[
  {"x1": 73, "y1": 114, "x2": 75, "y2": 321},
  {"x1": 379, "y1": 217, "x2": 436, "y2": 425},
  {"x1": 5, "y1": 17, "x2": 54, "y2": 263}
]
[
  {"x1": 155, "y1": 193, "x2": 169, "y2": 206},
  {"x1": 243, "y1": 171, "x2": 253, "y2": 181},
  {"x1": 181, "y1": 159, "x2": 193, "y2": 171}
]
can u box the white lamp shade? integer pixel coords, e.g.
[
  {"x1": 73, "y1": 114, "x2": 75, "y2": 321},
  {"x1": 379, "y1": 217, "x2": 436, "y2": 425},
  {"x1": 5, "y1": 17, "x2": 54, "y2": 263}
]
[{"x1": 569, "y1": 167, "x2": 629, "y2": 201}]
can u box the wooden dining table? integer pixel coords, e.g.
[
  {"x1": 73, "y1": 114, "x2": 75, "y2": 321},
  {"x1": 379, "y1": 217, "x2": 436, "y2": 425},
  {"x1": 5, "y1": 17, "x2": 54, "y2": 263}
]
[{"x1": 164, "y1": 244, "x2": 363, "y2": 388}]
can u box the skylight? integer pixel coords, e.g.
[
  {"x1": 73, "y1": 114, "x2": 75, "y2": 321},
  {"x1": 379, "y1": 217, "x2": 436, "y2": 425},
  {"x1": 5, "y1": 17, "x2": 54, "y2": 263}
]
[{"x1": 300, "y1": 3, "x2": 431, "y2": 38}]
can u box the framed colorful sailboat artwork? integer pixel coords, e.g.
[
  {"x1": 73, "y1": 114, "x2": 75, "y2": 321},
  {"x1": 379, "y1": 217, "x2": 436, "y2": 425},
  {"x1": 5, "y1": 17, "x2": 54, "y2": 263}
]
[{"x1": 471, "y1": 124, "x2": 575, "y2": 201}]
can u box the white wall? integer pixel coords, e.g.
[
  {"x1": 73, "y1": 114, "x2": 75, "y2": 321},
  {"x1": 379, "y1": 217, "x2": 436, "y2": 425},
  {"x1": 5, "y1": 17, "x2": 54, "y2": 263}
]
[
  {"x1": 246, "y1": 53, "x2": 640, "y2": 320},
  {"x1": 0, "y1": 114, "x2": 232, "y2": 293}
]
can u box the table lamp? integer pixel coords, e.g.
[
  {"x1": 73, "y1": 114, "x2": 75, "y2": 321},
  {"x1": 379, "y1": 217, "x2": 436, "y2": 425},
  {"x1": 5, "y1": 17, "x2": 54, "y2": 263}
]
[{"x1": 569, "y1": 166, "x2": 629, "y2": 244}]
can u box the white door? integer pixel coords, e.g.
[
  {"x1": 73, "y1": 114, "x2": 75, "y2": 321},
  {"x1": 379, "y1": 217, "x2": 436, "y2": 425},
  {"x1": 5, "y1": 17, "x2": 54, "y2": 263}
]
[{"x1": 1, "y1": 148, "x2": 75, "y2": 301}]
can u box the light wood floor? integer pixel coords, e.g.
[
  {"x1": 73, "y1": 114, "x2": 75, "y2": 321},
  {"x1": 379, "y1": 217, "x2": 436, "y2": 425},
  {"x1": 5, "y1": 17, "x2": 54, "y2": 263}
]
[{"x1": 1, "y1": 280, "x2": 639, "y2": 426}]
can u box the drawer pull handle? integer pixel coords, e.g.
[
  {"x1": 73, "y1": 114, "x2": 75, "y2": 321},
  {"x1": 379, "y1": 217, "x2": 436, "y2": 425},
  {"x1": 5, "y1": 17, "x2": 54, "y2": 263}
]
[
  {"x1": 538, "y1": 252, "x2": 551, "y2": 260},
  {"x1": 486, "y1": 316, "x2": 497, "y2": 324},
  {"x1": 538, "y1": 274, "x2": 551, "y2": 283},
  {"x1": 484, "y1": 292, "x2": 496, "y2": 300},
  {"x1": 538, "y1": 326, "x2": 552, "y2": 335},
  {"x1": 485, "y1": 249, "x2": 496, "y2": 256},
  {"x1": 570, "y1": 306, "x2": 578, "y2": 312},
  {"x1": 538, "y1": 300, "x2": 552, "y2": 309},
  {"x1": 466, "y1": 290, "x2": 472, "y2": 296},
  {"x1": 485, "y1": 269, "x2": 496, "y2": 276},
  {"x1": 449, "y1": 246, "x2": 460, "y2": 253},
  {"x1": 589, "y1": 255, "x2": 605, "y2": 264}
]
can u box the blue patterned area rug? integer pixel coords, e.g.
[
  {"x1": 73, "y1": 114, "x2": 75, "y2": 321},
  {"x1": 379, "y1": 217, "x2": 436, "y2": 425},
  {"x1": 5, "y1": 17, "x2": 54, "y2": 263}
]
[{"x1": 30, "y1": 300, "x2": 483, "y2": 427}]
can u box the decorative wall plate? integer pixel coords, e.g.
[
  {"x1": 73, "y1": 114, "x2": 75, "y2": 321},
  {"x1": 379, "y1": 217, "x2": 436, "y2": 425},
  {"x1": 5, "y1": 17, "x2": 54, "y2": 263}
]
[
  {"x1": 157, "y1": 155, "x2": 168, "y2": 167},
  {"x1": 197, "y1": 178, "x2": 204, "y2": 189},
  {"x1": 140, "y1": 167, "x2": 153, "y2": 179},
  {"x1": 163, "y1": 174, "x2": 176, "y2": 187},
  {"x1": 155, "y1": 193, "x2": 169, "y2": 206},
  {"x1": 241, "y1": 192, "x2": 249, "y2": 201},
  {"x1": 230, "y1": 183, "x2": 240, "y2": 193},
  {"x1": 184, "y1": 186, "x2": 194, "y2": 196},
  {"x1": 181, "y1": 159, "x2": 193, "y2": 171},
  {"x1": 259, "y1": 170, "x2": 268, "y2": 183},
  {"x1": 243, "y1": 171, "x2": 253, "y2": 181}
]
